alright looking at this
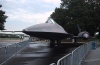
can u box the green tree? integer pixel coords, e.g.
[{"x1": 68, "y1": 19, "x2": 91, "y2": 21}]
[
  {"x1": 51, "y1": 0, "x2": 100, "y2": 36},
  {"x1": 0, "y1": 5, "x2": 7, "y2": 30}
]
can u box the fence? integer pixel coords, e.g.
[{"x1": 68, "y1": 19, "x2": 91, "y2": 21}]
[
  {"x1": 0, "y1": 38, "x2": 30, "y2": 65},
  {"x1": 50, "y1": 41, "x2": 98, "y2": 65}
]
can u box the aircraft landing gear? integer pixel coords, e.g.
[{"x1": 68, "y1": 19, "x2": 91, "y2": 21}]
[
  {"x1": 50, "y1": 40, "x2": 61, "y2": 47},
  {"x1": 50, "y1": 40, "x2": 55, "y2": 47},
  {"x1": 56, "y1": 40, "x2": 61, "y2": 47}
]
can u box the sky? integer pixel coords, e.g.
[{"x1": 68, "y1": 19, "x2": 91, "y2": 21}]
[{"x1": 0, "y1": 0, "x2": 61, "y2": 31}]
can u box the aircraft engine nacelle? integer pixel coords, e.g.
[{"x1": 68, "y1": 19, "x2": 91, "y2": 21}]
[{"x1": 78, "y1": 31, "x2": 89, "y2": 40}]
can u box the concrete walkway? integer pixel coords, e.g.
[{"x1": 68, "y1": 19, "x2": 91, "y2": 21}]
[
  {"x1": 2, "y1": 42, "x2": 77, "y2": 65},
  {"x1": 81, "y1": 44, "x2": 100, "y2": 65}
]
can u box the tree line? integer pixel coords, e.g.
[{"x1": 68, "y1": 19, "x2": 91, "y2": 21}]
[
  {"x1": 51, "y1": 0, "x2": 100, "y2": 37},
  {"x1": 0, "y1": 5, "x2": 7, "y2": 30}
]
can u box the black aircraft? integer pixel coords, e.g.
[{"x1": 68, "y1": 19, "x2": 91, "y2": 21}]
[
  {"x1": 72, "y1": 24, "x2": 90, "y2": 43},
  {"x1": 22, "y1": 18, "x2": 71, "y2": 47},
  {"x1": 22, "y1": 18, "x2": 89, "y2": 47},
  {"x1": 1, "y1": 18, "x2": 90, "y2": 47}
]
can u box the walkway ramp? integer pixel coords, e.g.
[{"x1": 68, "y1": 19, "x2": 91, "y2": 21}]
[
  {"x1": 81, "y1": 44, "x2": 100, "y2": 65},
  {"x1": 1, "y1": 42, "x2": 77, "y2": 65}
]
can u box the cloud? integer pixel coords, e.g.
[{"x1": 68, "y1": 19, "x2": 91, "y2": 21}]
[
  {"x1": 5, "y1": 9, "x2": 53, "y2": 31},
  {"x1": 1, "y1": 0, "x2": 61, "y2": 31},
  {"x1": 2, "y1": 0, "x2": 58, "y2": 24},
  {"x1": 7, "y1": 8, "x2": 53, "y2": 24},
  {"x1": 43, "y1": 0, "x2": 61, "y2": 4},
  {"x1": 5, "y1": 0, "x2": 27, "y2": 3}
]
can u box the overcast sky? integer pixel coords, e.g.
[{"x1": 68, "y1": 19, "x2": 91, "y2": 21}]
[{"x1": 0, "y1": 0, "x2": 61, "y2": 31}]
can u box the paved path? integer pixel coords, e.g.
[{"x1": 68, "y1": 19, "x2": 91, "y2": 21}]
[
  {"x1": 81, "y1": 44, "x2": 100, "y2": 65},
  {"x1": 2, "y1": 42, "x2": 78, "y2": 65}
]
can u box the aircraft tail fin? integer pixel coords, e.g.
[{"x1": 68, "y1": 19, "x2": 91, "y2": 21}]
[
  {"x1": 77, "y1": 24, "x2": 81, "y2": 33},
  {"x1": 45, "y1": 17, "x2": 56, "y2": 24}
]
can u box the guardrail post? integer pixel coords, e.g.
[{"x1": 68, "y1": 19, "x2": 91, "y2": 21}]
[
  {"x1": 0, "y1": 39, "x2": 30, "y2": 65},
  {"x1": 71, "y1": 53, "x2": 73, "y2": 65}
]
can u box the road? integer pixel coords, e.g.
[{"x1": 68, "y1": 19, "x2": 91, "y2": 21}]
[
  {"x1": 0, "y1": 37, "x2": 29, "y2": 47},
  {"x1": 2, "y1": 41, "x2": 80, "y2": 65}
]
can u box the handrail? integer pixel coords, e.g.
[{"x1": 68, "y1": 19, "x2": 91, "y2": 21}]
[
  {"x1": 57, "y1": 53, "x2": 72, "y2": 65},
  {"x1": 0, "y1": 39, "x2": 30, "y2": 65},
  {"x1": 50, "y1": 41, "x2": 99, "y2": 65}
]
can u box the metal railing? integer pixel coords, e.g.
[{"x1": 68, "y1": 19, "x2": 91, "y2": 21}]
[
  {"x1": 50, "y1": 41, "x2": 98, "y2": 65},
  {"x1": 57, "y1": 53, "x2": 72, "y2": 65},
  {"x1": 0, "y1": 38, "x2": 30, "y2": 65},
  {"x1": 72, "y1": 42, "x2": 92, "y2": 65}
]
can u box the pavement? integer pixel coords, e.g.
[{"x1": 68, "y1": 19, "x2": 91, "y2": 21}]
[
  {"x1": 81, "y1": 44, "x2": 100, "y2": 65},
  {"x1": 1, "y1": 41, "x2": 79, "y2": 65},
  {"x1": 0, "y1": 37, "x2": 29, "y2": 48}
]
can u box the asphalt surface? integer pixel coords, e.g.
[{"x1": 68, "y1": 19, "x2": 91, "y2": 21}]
[
  {"x1": 81, "y1": 44, "x2": 100, "y2": 65},
  {"x1": 0, "y1": 42, "x2": 16, "y2": 47},
  {"x1": 1, "y1": 41, "x2": 81, "y2": 65},
  {"x1": 0, "y1": 37, "x2": 29, "y2": 48}
]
